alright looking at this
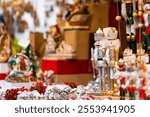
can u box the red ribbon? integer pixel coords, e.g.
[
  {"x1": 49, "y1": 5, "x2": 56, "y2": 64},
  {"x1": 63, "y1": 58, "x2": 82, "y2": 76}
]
[{"x1": 42, "y1": 59, "x2": 92, "y2": 75}]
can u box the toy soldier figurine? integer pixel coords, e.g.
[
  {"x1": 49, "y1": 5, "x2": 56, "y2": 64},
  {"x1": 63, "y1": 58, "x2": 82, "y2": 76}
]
[
  {"x1": 93, "y1": 41, "x2": 107, "y2": 94},
  {"x1": 103, "y1": 27, "x2": 120, "y2": 61},
  {"x1": 114, "y1": 59, "x2": 126, "y2": 95},
  {"x1": 127, "y1": 76, "x2": 136, "y2": 100},
  {"x1": 119, "y1": 76, "x2": 127, "y2": 100},
  {"x1": 120, "y1": 0, "x2": 136, "y2": 52}
]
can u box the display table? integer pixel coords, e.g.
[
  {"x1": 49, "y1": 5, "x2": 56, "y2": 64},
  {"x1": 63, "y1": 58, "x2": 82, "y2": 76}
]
[{"x1": 0, "y1": 80, "x2": 35, "y2": 90}]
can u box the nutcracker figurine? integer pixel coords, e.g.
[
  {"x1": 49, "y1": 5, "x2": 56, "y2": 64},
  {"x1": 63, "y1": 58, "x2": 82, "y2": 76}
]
[
  {"x1": 91, "y1": 28, "x2": 104, "y2": 80},
  {"x1": 114, "y1": 59, "x2": 126, "y2": 95},
  {"x1": 142, "y1": 1, "x2": 150, "y2": 53},
  {"x1": 103, "y1": 27, "x2": 120, "y2": 61},
  {"x1": 118, "y1": 76, "x2": 127, "y2": 100},
  {"x1": 143, "y1": 0, "x2": 150, "y2": 27},
  {"x1": 120, "y1": 0, "x2": 136, "y2": 52},
  {"x1": 92, "y1": 40, "x2": 108, "y2": 94},
  {"x1": 127, "y1": 76, "x2": 136, "y2": 100}
]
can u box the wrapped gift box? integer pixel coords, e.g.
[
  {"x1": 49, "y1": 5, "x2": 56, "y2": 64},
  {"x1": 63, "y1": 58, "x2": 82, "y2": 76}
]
[{"x1": 0, "y1": 63, "x2": 9, "y2": 80}]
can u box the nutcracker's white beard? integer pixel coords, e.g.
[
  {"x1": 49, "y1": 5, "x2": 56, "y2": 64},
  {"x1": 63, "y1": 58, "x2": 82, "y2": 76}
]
[{"x1": 143, "y1": 13, "x2": 149, "y2": 27}]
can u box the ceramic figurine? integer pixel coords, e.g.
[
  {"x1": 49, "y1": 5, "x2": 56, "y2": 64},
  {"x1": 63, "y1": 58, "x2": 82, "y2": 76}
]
[
  {"x1": 65, "y1": 0, "x2": 90, "y2": 28},
  {"x1": 56, "y1": 41, "x2": 76, "y2": 55},
  {"x1": 45, "y1": 33, "x2": 56, "y2": 55},
  {"x1": 0, "y1": 23, "x2": 11, "y2": 62},
  {"x1": 49, "y1": 25, "x2": 61, "y2": 49}
]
